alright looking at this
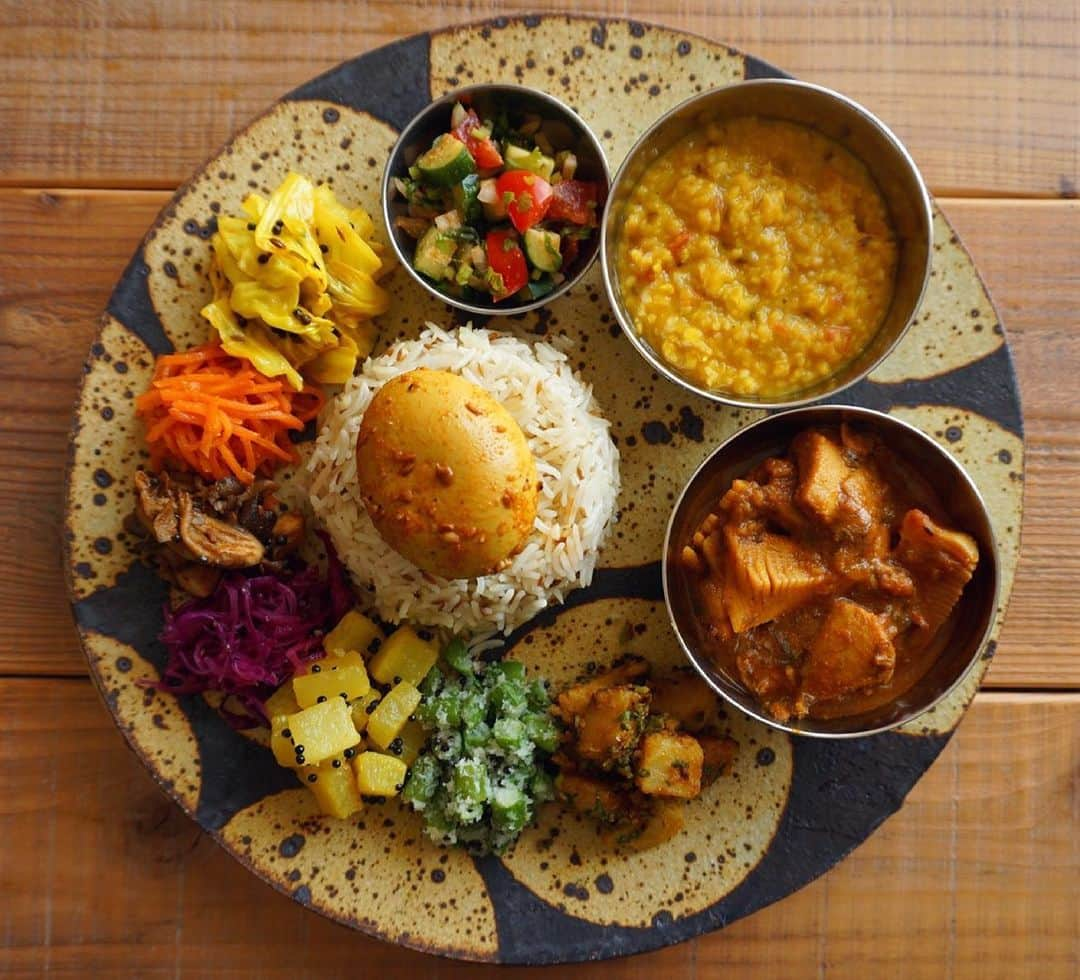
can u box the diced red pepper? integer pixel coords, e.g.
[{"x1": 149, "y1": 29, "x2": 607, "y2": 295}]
[
  {"x1": 548, "y1": 180, "x2": 601, "y2": 225},
  {"x1": 495, "y1": 170, "x2": 553, "y2": 233},
  {"x1": 453, "y1": 109, "x2": 504, "y2": 169},
  {"x1": 485, "y1": 230, "x2": 528, "y2": 301}
]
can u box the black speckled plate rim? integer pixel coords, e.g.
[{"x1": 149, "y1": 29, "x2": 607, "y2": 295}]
[{"x1": 62, "y1": 12, "x2": 1022, "y2": 965}]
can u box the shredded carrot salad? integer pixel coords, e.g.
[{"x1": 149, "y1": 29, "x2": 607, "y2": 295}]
[{"x1": 135, "y1": 343, "x2": 324, "y2": 484}]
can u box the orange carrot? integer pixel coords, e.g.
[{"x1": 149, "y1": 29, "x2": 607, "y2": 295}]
[{"x1": 136, "y1": 342, "x2": 325, "y2": 485}]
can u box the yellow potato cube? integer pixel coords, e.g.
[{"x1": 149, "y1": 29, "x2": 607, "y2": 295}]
[
  {"x1": 264, "y1": 683, "x2": 300, "y2": 721},
  {"x1": 353, "y1": 751, "x2": 408, "y2": 797},
  {"x1": 270, "y1": 715, "x2": 301, "y2": 769},
  {"x1": 350, "y1": 689, "x2": 381, "y2": 732},
  {"x1": 285, "y1": 697, "x2": 361, "y2": 766},
  {"x1": 292, "y1": 650, "x2": 371, "y2": 709},
  {"x1": 299, "y1": 756, "x2": 362, "y2": 819},
  {"x1": 368, "y1": 626, "x2": 438, "y2": 687},
  {"x1": 378, "y1": 719, "x2": 427, "y2": 767},
  {"x1": 323, "y1": 609, "x2": 384, "y2": 657},
  {"x1": 366, "y1": 681, "x2": 421, "y2": 750}
]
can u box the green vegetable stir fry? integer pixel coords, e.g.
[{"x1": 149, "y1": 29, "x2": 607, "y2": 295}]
[{"x1": 404, "y1": 638, "x2": 559, "y2": 854}]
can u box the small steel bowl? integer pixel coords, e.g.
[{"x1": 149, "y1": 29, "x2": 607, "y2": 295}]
[
  {"x1": 663, "y1": 406, "x2": 999, "y2": 738},
  {"x1": 382, "y1": 84, "x2": 610, "y2": 317},
  {"x1": 600, "y1": 79, "x2": 933, "y2": 409}
]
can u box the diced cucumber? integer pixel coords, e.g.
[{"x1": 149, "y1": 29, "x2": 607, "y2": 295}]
[
  {"x1": 416, "y1": 134, "x2": 476, "y2": 186},
  {"x1": 491, "y1": 783, "x2": 529, "y2": 833},
  {"x1": 504, "y1": 143, "x2": 556, "y2": 180},
  {"x1": 419, "y1": 665, "x2": 444, "y2": 698},
  {"x1": 492, "y1": 715, "x2": 526, "y2": 750},
  {"x1": 463, "y1": 721, "x2": 491, "y2": 750},
  {"x1": 459, "y1": 689, "x2": 487, "y2": 729},
  {"x1": 403, "y1": 753, "x2": 441, "y2": 806},
  {"x1": 413, "y1": 225, "x2": 457, "y2": 281},
  {"x1": 524, "y1": 228, "x2": 562, "y2": 273},
  {"x1": 530, "y1": 767, "x2": 555, "y2": 802},
  {"x1": 525, "y1": 678, "x2": 550, "y2": 710},
  {"x1": 452, "y1": 174, "x2": 482, "y2": 223},
  {"x1": 492, "y1": 661, "x2": 527, "y2": 684},
  {"x1": 524, "y1": 712, "x2": 560, "y2": 753},
  {"x1": 442, "y1": 638, "x2": 474, "y2": 675},
  {"x1": 452, "y1": 756, "x2": 491, "y2": 805},
  {"x1": 524, "y1": 276, "x2": 556, "y2": 301}
]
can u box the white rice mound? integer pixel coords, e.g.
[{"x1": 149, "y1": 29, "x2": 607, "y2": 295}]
[{"x1": 306, "y1": 324, "x2": 621, "y2": 635}]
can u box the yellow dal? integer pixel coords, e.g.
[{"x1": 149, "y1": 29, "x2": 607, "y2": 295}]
[{"x1": 615, "y1": 117, "x2": 898, "y2": 398}]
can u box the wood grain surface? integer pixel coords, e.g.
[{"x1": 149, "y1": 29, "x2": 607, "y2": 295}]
[
  {"x1": 1, "y1": 1, "x2": 1077, "y2": 976},
  {"x1": 0, "y1": 1, "x2": 1075, "y2": 196}
]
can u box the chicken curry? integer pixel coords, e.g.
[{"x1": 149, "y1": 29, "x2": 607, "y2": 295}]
[{"x1": 680, "y1": 425, "x2": 980, "y2": 722}]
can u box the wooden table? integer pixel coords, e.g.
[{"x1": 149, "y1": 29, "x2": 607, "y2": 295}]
[{"x1": 1, "y1": 2, "x2": 1076, "y2": 976}]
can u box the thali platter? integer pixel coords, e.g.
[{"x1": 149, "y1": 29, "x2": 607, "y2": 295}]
[{"x1": 64, "y1": 15, "x2": 1023, "y2": 964}]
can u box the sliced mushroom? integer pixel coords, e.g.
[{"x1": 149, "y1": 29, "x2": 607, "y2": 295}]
[
  {"x1": 134, "y1": 469, "x2": 180, "y2": 544},
  {"x1": 176, "y1": 492, "x2": 265, "y2": 568}
]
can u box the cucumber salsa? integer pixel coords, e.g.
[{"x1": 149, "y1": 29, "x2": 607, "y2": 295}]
[{"x1": 393, "y1": 100, "x2": 604, "y2": 303}]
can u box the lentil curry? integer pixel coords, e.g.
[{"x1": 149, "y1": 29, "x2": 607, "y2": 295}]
[
  {"x1": 680, "y1": 425, "x2": 979, "y2": 722},
  {"x1": 616, "y1": 117, "x2": 898, "y2": 398}
]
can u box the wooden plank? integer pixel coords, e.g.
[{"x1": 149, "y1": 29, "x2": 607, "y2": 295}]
[
  {"x1": 0, "y1": 190, "x2": 1075, "y2": 685},
  {"x1": 943, "y1": 202, "x2": 1080, "y2": 689},
  {"x1": 0, "y1": 1, "x2": 1075, "y2": 195},
  {"x1": 0, "y1": 682, "x2": 1075, "y2": 977}
]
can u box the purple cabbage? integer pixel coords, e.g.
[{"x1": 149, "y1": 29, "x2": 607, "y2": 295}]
[{"x1": 156, "y1": 544, "x2": 352, "y2": 726}]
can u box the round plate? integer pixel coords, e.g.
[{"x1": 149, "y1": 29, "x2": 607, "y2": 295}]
[{"x1": 64, "y1": 15, "x2": 1024, "y2": 965}]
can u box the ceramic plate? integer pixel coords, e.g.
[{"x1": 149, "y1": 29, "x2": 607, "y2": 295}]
[{"x1": 64, "y1": 15, "x2": 1023, "y2": 964}]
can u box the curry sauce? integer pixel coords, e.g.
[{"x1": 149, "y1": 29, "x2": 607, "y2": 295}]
[{"x1": 680, "y1": 425, "x2": 979, "y2": 722}]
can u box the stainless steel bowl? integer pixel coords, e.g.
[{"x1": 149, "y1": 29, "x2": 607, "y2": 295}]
[
  {"x1": 663, "y1": 406, "x2": 999, "y2": 738},
  {"x1": 382, "y1": 84, "x2": 610, "y2": 317},
  {"x1": 600, "y1": 79, "x2": 934, "y2": 408}
]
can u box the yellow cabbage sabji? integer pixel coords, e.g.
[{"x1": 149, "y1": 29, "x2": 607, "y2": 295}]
[{"x1": 200, "y1": 172, "x2": 391, "y2": 390}]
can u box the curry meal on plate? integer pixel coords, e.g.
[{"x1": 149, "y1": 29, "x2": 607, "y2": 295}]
[
  {"x1": 615, "y1": 116, "x2": 898, "y2": 398},
  {"x1": 392, "y1": 99, "x2": 604, "y2": 303},
  {"x1": 102, "y1": 78, "x2": 979, "y2": 868},
  {"x1": 679, "y1": 424, "x2": 980, "y2": 722}
]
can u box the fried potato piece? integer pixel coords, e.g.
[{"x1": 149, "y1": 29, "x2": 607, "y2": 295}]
[
  {"x1": 555, "y1": 655, "x2": 650, "y2": 722},
  {"x1": 698, "y1": 734, "x2": 739, "y2": 786},
  {"x1": 635, "y1": 731, "x2": 704, "y2": 799},
  {"x1": 574, "y1": 686, "x2": 650, "y2": 770},
  {"x1": 555, "y1": 770, "x2": 628, "y2": 823},
  {"x1": 605, "y1": 798, "x2": 686, "y2": 852}
]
